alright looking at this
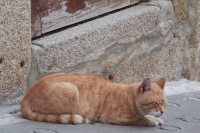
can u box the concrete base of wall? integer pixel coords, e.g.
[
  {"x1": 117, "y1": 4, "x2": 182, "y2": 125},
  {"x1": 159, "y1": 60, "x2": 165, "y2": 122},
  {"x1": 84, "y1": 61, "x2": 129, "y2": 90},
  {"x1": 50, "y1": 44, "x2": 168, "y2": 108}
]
[{"x1": 0, "y1": 0, "x2": 31, "y2": 102}]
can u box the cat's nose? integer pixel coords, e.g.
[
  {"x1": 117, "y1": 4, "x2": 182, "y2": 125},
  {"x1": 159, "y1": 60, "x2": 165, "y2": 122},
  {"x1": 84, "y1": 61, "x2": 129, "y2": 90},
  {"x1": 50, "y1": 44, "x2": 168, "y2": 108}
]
[{"x1": 160, "y1": 110, "x2": 164, "y2": 114}]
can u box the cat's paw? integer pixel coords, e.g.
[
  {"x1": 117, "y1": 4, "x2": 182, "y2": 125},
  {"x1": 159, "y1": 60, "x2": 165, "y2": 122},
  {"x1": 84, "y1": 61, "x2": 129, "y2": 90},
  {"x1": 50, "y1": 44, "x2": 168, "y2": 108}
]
[
  {"x1": 85, "y1": 118, "x2": 93, "y2": 124},
  {"x1": 89, "y1": 120, "x2": 96, "y2": 125},
  {"x1": 156, "y1": 118, "x2": 164, "y2": 125},
  {"x1": 146, "y1": 120, "x2": 159, "y2": 126},
  {"x1": 145, "y1": 115, "x2": 164, "y2": 126}
]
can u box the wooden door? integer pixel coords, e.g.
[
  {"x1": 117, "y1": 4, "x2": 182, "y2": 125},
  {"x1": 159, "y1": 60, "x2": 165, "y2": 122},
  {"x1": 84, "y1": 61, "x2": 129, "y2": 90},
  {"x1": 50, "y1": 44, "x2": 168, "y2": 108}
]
[{"x1": 31, "y1": 0, "x2": 143, "y2": 38}]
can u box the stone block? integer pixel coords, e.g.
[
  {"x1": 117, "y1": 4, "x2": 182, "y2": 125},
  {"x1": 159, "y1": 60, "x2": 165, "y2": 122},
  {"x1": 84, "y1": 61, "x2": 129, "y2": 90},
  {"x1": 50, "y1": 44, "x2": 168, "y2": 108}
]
[
  {"x1": 175, "y1": 0, "x2": 200, "y2": 81},
  {"x1": 171, "y1": 0, "x2": 188, "y2": 26},
  {"x1": 0, "y1": 0, "x2": 31, "y2": 100},
  {"x1": 99, "y1": 37, "x2": 180, "y2": 83},
  {"x1": 29, "y1": 1, "x2": 176, "y2": 88}
]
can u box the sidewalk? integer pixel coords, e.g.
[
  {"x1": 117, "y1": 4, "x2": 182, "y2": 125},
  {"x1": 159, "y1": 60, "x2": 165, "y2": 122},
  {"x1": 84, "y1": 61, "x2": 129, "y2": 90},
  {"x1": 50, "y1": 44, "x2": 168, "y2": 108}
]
[{"x1": 1, "y1": 79, "x2": 200, "y2": 133}]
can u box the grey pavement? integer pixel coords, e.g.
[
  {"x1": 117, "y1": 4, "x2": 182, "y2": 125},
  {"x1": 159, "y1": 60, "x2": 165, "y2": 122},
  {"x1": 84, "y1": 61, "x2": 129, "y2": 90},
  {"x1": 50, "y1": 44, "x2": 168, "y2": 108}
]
[{"x1": 1, "y1": 91, "x2": 200, "y2": 133}]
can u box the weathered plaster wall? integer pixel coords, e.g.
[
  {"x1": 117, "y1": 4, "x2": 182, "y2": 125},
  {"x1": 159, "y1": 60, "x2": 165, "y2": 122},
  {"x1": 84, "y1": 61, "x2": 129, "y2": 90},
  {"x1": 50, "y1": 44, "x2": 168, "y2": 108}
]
[
  {"x1": 0, "y1": 0, "x2": 31, "y2": 101},
  {"x1": 172, "y1": 0, "x2": 200, "y2": 81}
]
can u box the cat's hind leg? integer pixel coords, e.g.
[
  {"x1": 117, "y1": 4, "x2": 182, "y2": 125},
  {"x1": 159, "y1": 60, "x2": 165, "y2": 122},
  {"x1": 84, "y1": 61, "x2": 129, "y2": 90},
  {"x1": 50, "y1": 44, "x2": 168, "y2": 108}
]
[{"x1": 21, "y1": 82, "x2": 91, "y2": 124}]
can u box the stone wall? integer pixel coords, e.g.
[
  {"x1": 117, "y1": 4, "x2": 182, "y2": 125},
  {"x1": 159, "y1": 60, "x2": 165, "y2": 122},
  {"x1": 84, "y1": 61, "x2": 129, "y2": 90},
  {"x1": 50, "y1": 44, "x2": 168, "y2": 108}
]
[
  {"x1": 172, "y1": 0, "x2": 200, "y2": 81},
  {"x1": 1, "y1": 0, "x2": 200, "y2": 105},
  {"x1": 0, "y1": 0, "x2": 31, "y2": 102},
  {"x1": 29, "y1": 1, "x2": 176, "y2": 89}
]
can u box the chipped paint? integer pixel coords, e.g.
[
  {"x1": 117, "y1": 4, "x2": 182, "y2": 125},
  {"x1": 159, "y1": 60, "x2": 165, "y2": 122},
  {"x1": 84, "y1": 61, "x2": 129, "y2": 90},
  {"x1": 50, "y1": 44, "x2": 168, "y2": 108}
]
[{"x1": 32, "y1": 0, "x2": 143, "y2": 35}]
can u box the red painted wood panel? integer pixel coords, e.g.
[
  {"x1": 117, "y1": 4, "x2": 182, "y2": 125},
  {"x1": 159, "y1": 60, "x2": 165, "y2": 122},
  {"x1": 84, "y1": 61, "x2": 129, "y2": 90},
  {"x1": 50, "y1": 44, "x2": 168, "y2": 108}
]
[
  {"x1": 31, "y1": 0, "x2": 143, "y2": 38},
  {"x1": 31, "y1": 0, "x2": 41, "y2": 37}
]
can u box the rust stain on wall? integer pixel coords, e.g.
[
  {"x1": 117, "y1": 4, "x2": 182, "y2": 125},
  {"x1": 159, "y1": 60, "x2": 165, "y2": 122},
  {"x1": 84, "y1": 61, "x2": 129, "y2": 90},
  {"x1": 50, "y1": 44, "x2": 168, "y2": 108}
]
[
  {"x1": 66, "y1": 0, "x2": 86, "y2": 14},
  {"x1": 40, "y1": 0, "x2": 63, "y2": 16}
]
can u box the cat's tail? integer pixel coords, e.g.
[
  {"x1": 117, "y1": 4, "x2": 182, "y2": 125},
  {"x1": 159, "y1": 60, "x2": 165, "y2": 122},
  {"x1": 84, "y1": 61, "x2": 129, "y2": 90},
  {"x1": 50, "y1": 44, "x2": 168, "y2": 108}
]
[{"x1": 21, "y1": 107, "x2": 91, "y2": 124}]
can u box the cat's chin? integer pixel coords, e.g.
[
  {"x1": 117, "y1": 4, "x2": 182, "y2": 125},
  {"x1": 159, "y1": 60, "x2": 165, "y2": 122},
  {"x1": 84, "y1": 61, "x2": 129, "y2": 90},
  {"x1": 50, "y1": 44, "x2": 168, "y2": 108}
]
[{"x1": 152, "y1": 112, "x2": 162, "y2": 118}]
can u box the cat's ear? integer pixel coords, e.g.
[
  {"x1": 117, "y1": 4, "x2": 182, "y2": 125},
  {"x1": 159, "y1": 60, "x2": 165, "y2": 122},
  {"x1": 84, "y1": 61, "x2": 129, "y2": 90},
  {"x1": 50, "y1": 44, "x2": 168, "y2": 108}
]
[
  {"x1": 139, "y1": 78, "x2": 151, "y2": 93},
  {"x1": 156, "y1": 78, "x2": 166, "y2": 90}
]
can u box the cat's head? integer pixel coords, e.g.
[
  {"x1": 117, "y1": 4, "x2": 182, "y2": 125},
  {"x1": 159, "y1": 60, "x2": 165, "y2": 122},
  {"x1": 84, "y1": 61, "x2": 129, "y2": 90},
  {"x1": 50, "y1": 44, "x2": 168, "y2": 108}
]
[{"x1": 135, "y1": 78, "x2": 167, "y2": 117}]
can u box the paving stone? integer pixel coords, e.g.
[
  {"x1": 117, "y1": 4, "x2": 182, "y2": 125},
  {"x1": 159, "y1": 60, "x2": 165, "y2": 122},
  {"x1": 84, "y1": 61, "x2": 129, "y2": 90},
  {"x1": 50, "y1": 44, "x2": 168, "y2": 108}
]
[{"x1": 1, "y1": 91, "x2": 200, "y2": 133}]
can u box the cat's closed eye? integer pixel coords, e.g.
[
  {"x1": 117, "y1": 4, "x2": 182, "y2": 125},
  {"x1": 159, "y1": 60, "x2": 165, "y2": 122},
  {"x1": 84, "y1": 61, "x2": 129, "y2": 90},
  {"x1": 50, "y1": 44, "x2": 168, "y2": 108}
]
[{"x1": 153, "y1": 102, "x2": 159, "y2": 106}]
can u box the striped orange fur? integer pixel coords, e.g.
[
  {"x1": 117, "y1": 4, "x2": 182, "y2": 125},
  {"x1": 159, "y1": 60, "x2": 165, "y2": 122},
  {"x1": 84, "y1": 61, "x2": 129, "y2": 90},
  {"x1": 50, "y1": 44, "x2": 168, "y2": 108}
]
[{"x1": 20, "y1": 73, "x2": 167, "y2": 126}]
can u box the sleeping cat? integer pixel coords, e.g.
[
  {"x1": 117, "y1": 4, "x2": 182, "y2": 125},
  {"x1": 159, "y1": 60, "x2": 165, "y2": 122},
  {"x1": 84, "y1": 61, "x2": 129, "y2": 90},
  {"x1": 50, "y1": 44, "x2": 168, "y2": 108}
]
[{"x1": 20, "y1": 73, "x2": 167, "y2": 126}]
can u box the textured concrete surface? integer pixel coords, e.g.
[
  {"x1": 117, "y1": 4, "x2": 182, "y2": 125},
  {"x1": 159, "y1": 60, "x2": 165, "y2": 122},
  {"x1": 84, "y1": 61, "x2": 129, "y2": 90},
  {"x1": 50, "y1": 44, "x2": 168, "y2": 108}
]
[
  {"x1": 172, "y1": 0, "x2": 200, "y2": 81},
  {"x1": 32, "y1": 4, "x2": 160, "y2": 71},
  {"x1": 30, "y1": 1, "x2": 175, "y2": 89},
  {"x1": 172, "y1": 0, "x2": 188, "y2": 26},
  {"x1": 0, "y1": 0, "x2": 31, "y2": 100},
  {"x1": 1, "y1": 86, "x2": 200, "y2": 133}
]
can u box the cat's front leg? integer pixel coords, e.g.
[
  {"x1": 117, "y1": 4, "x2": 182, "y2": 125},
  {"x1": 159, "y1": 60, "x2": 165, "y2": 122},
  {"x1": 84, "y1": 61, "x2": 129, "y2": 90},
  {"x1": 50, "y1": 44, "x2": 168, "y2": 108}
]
[
  {"x1": 145, "y1": 115, "x2": 164, "y2": 126},
  {"x1": 137, "y1": 115, "x2": 164, "y2": 126}
]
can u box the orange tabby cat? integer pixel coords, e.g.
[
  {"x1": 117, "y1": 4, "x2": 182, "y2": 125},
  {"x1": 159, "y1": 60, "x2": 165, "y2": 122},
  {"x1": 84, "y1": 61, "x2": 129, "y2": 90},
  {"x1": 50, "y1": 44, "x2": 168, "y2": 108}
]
[{"x1": 21, "y1": 73, "x2": 167, "y2": 126}]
